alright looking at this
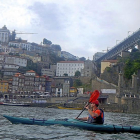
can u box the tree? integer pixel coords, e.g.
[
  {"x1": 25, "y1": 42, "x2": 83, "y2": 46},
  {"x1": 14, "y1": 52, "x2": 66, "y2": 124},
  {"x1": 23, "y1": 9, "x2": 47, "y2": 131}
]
[
  {"x1": 122, "y1": 50, "x2": 140, "y2": 79},
  {"x1": 15, "y1": 53, "x2": 20, "y2": 56},
  {"x1": 63, "y1": 73, "x2": 68, "y2": 76},
  {"x1": 9, "y1": 52, "x2": 13, "y2": 55},
  {"x1": 49, "y1": 51, "x2": 65, "y2": 64},
  {"x1": 18, "y1": 60, "x2": 41, "y2": 75},
  {"x1": 79, "y1": 57, "x2": 86, "y2": 61},
  {"x1": 75, "y1": 71, "x2": 81, "y2": 77},
  {"x1": 73, "y1": 79, "x2": 82, "y2": 87},
  {"x1": 51, "y1": 44, "x2": 61, "y2": 51}
]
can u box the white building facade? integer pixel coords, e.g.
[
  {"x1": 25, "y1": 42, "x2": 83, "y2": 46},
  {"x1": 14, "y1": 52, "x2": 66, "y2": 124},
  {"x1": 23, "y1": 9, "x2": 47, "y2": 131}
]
[
  {"x1": 9, "y1": 41, "x2": 32, "y2": 51},
  {"x1": 56, "y1": 61, "x2": 84, "y2": 76},
  {"x1": 4, "y1": 64, "x2": 19, "y2": 69},
  {"x1": 0, "y1": 25, "x2": 10, "y2": 43},
  {"x1": 5, "y1": 56, "x2": 27, "y2": 67},
  {"x1": 41, "y1": 68, "x2": 55, "y2": 77}
]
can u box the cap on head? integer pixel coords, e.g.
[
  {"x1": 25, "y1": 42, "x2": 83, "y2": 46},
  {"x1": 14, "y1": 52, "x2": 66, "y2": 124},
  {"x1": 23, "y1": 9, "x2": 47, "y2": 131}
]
[{"x1": 91, "y1": 100, "x2": 99, "y2": 106}]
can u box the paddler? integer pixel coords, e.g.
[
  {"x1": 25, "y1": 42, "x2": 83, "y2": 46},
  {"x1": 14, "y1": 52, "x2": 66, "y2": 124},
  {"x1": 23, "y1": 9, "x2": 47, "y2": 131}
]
[{"x1": 76, "y1": 100, "x2": 104, "y2": 124}]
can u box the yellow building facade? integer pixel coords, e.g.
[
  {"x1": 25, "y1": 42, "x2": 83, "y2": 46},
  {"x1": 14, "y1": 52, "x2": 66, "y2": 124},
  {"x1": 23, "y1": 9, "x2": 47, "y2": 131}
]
[
  {"x1": 70, "y1": 87, "x2": 77, "y2": 96},
  {"x1": 0, "y1": 81, "x2": 9, "y2": 93},
  {"x1": 101, "y1": 60, "x2": 118, "y2": 73},
  {"x1": 20, "y1": 54, "x2": 41, "y2": 63}
]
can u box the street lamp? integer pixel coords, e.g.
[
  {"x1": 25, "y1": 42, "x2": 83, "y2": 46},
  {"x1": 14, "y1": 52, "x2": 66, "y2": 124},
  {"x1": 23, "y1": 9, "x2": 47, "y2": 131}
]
[{"x1": 128, "y1": 31, "x2": 134, "y2": 36}]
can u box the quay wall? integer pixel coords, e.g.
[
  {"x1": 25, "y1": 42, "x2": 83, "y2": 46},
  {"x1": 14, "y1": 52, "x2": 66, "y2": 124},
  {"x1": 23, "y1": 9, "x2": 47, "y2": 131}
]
[{"x1": 29, "y1": 101, "x2": 140, "y2": 114}]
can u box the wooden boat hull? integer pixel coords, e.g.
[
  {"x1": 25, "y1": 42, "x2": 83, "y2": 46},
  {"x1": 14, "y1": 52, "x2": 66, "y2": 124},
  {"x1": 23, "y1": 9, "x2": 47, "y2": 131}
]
[
  {"x1": 3, "y1": 115, "x2": 140, "y2": 133},
  {"x1": 57, "y1": 106, "x2": 82, "y2": 110}
]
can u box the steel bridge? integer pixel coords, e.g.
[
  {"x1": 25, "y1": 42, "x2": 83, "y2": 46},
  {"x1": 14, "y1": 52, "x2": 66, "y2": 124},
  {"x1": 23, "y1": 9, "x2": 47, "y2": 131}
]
[{"x1": 95, "y1": 28, "x2": 140, "y2": 63}]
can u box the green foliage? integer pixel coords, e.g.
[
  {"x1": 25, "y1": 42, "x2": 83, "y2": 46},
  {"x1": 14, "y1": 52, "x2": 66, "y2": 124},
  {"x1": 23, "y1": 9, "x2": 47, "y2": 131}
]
[
  {"x1": 75, "y1": 71, "x2": 81, "y2": 77},
  {"x1": 82, "y1": 82, "x2": 91, "y2": 92},
  {"x1": 130, "y1": 51, "x2": 140, "y2": 60},
  {"x1": 63, "y1": 73, "x2": 68, "y2": 76},
  {"x1": 51, "y1": 44, "x2": 61, "y2": 51},
  {"x1": 49, "y1": 51, "x2": 65, "y2": 64},
  {"x1": 131, "y1": 48, "x2": 139, "y2": 53},
  {"x1": 18, "y1": 60, "x2": 41, "y2": 75},
  {"x1": 79, "y1": 57, "x2": 86, "y2": 61},
  {"x1": 67, "y1": 58, "x2": 77, "y2": 61},
  {"x1": 9, "y1": 52, "x2": 13, "y2": 55},
  {"x1": 15, "y1": 53, "x2": 20, "y2": 56},
  {"x1": 103, "y1": 49, "x2": 140, "y2": 80},
  {"x1": 123, "y1": 50, "x2": 140, "y2": 79},
  {"x1": 124, "y1": 59, "x2": 134, "y2": 79},
  {"x1": 73, "y1": 79, "x2": 82, "y2": 87},
  {"x1": 106, "y1": 67, "x2": 112, "y2": 72}
]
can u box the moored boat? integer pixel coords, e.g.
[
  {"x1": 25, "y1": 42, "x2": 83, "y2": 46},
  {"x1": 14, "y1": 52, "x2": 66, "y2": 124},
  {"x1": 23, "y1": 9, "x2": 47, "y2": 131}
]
[
  {"x1": 0, "y1": 102, "x2": 30, "y2": 107},
  {"x1": 3, "y1": 115, "x2": 140, "y2": 133},
  {"x1": 57, "y1": 106, "x2": 82, "y2": 110}
]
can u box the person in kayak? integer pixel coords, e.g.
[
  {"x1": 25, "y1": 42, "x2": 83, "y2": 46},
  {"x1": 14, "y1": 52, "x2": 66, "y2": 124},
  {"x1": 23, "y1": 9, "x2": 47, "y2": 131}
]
[{"x1": 76, "y1": 100, "x2": 104, "y2": 124}]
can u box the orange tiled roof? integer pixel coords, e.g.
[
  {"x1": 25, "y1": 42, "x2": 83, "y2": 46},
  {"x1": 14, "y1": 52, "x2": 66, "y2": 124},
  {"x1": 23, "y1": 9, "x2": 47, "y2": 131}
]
[
  {"x1": 15, "y1": 73, "x2": 20, "y2": 75},
  {"x1": 102, "y1": 60, "x2": 118, "y2": 63},
  {"x1": 0, "y1": 80, "x2": 8, "y2": 83},
  {"x1": 27, "y1": 70, "x2": 35, "y2": 73},
  {"x1": 58, "y1": 61, "x2": 84, "y2": 63},
  {"x1": 70, "y1": 87, "x2": 76, "y2": 89}
]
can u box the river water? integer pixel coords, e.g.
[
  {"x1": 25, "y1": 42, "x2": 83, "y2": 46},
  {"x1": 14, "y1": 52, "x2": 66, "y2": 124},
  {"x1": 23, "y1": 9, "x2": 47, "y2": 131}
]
[{"x1": 1, "y1": 105, "x2": 140, "y2": 140}]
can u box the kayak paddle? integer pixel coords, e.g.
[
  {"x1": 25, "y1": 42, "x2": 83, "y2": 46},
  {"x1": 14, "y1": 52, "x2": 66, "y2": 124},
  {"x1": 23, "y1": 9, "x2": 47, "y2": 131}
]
[{"x1": 76, "y1": 90, "x2": 100, "y2": 119}]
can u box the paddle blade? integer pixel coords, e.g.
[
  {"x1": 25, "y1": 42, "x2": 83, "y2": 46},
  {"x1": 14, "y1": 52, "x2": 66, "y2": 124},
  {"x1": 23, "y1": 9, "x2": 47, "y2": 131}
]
[
  {"x1": 89, "y1": 90, "x2": 100, "y2": 103},
  {"x1": 76, "y1": 90, "x2": 100, "y2": 119}
]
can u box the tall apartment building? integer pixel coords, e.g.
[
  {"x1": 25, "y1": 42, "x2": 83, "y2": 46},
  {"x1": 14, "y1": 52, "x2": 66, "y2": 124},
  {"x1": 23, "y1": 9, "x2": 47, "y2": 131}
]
[
  {"x1": 56, "y1": 61, "x2": 84, "y2": 76},
  {"x1": 11, "y1": 70, "x2": 46, "y2": 95},
  {"x1": 81, "y1": 60, "x2": 97, "y2": 77}
]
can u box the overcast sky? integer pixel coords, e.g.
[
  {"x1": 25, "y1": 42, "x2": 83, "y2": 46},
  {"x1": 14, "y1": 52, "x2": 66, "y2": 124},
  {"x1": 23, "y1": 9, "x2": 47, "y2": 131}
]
[{"x1": 0, "y1": 0, "x2": 140, "y2": 60}]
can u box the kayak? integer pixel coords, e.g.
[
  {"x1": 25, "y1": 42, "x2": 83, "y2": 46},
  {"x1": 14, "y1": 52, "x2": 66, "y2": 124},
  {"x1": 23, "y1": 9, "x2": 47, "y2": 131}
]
[
  {"x1": 3, "y1": 115, "x2": 140, "y2": 133},
  {"x1": 57, "y1": 106, "x2": 82, "y2": 110}
]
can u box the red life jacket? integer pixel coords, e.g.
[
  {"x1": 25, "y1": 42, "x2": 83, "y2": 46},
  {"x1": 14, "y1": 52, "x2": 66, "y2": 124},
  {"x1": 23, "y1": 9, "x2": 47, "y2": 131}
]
[{"x1": 87, "y1": 109, "x2": 104, "y2": 124}]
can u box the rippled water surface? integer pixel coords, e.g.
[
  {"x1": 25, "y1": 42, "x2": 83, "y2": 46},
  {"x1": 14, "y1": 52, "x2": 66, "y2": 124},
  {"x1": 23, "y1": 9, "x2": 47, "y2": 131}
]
[{"x1": 1, "y1": 105, "x2": 140, "y2": 140}]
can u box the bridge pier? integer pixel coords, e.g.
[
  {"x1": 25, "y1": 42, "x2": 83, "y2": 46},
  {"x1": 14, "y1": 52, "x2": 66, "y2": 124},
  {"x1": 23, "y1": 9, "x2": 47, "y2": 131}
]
[
  {"x1": 115, "y1": 72, "x2": 123, "y2": 104},
  {"x1": 132, "y1": 73, "x2": 138, "y2": 95},
  {"x1": 137, "y1": 42, "x2": 140, "y2": 51}
]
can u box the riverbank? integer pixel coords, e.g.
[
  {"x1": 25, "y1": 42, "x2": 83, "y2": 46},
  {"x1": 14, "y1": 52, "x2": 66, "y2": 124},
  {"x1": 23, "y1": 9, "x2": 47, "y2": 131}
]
[{"x1": 28, "y1": 102, "x2": 140, "y2": 114}]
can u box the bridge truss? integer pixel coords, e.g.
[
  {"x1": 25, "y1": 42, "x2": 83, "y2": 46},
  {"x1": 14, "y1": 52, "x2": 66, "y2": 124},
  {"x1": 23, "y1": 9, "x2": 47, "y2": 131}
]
[{"x1": 95, "y1": 28, "x2": 140, "y2": 63}]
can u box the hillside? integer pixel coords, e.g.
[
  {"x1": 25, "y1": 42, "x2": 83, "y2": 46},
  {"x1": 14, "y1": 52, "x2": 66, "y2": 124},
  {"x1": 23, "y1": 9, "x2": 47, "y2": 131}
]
[{"x1": 100, "y1": 48, "x2": 140, "y2": 88}]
